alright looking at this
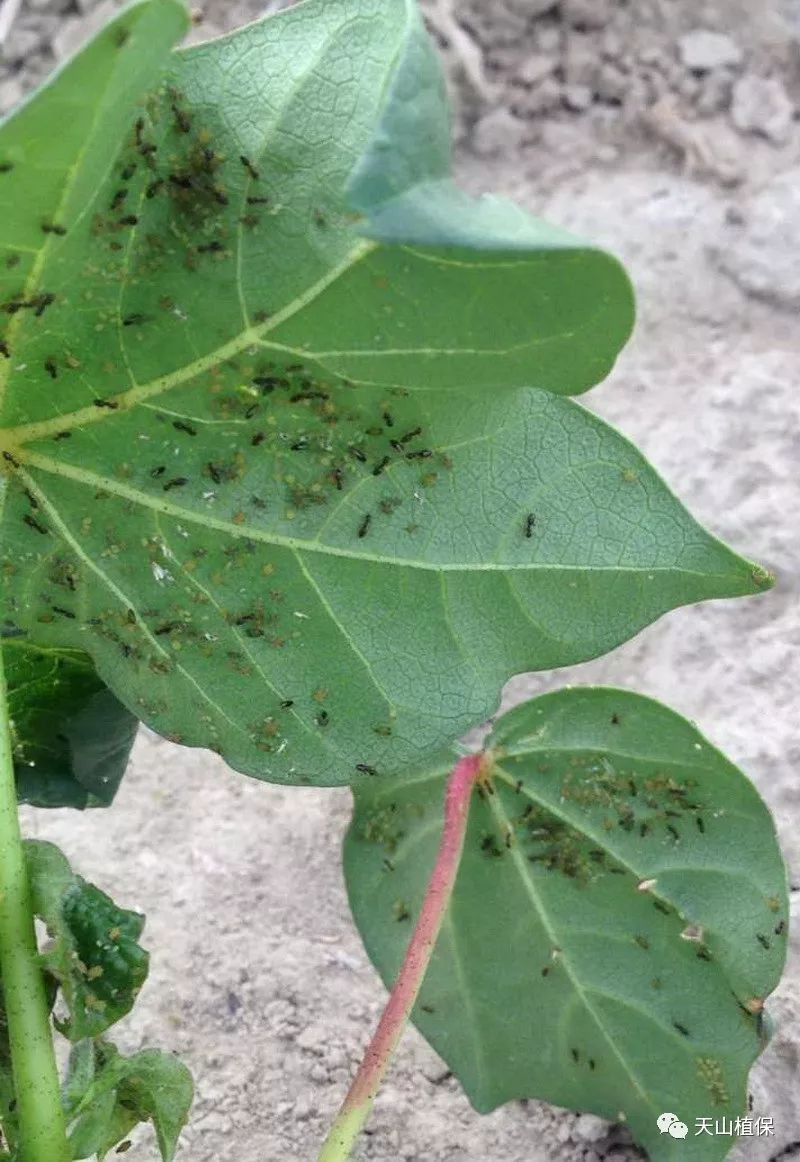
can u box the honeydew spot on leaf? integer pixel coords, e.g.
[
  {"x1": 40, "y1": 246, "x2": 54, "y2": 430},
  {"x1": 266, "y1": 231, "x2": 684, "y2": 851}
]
[{"x1": 345, "y1": 688, "x2": 788, "y2": 1162}]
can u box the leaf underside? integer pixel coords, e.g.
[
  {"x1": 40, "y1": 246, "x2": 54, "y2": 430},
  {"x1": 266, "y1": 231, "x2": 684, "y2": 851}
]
[
  {"x1": 345, "y1": 689, "x2": 788, "y2": 1162},
  {"x1": 0, "y1": 0, "x2": 767, "y2": 788}
]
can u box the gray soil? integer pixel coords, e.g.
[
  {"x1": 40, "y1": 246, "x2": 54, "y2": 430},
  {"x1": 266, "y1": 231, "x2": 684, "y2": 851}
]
[{"x1": 3, "y1": 0, "x2": 800, "y2": 1159}]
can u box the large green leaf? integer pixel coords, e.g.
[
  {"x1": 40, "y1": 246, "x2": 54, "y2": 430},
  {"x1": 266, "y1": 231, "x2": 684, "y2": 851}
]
[
  {"x1": 5, "y1": 641, "x2": 138, "y2": 809},
  {"x1": 0, "y1": 0, "x2": 766, "y2": 787},
  {"x1": 345, "y1": 689, "x2": 788, "y2": 1161},
  {"x1": 25, "y1": 841, "x2": 149, "y2": 1040}
]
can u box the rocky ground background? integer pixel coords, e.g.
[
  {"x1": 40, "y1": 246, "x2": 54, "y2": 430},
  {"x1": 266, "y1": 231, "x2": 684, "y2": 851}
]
[{"x1": 3, "y1": 0, "x2": 800, "y2": 1159}]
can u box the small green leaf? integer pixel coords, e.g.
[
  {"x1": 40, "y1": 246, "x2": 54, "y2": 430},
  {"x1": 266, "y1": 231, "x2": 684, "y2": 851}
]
[
  {"x1": 6, "y1": 643, "x2": 138, "y2": 809},
  {"x1": 64, "y1": 1041, "x2": 192, "y2": 1162},
  {"x1": 345, "y1": 689, "x2": 788, "y2": 1161},
  {"x1": 25, "y1": 841, "x2": 149, "y2": 1040}
]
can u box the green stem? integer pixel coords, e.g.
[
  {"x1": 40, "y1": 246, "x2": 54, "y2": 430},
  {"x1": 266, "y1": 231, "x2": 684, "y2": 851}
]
[
  {"x1": 316, "y1": 752, "x2": 485, "y2": 1162},
  {"x1": 0, "y1": 649, "x2": 70, "y2": 1162}
]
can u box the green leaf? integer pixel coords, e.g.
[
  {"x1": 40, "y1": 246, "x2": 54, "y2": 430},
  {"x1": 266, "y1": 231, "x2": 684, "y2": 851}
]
[
  {"x1": 0, "y1": 0, "x2": 766, "y2": 788},
  {"x1": 25, "y1": 841, "x2": 149, "y2": 1040},
  {"x1": 63, "y1": 1040, "x2": 192, "y2": 1162},
  {"x1": 345, "y1": 689, "x2": 788, "y2": 1161},
  {"x1": 6, "y1": 642, "x2": 138, "y2": 809}
]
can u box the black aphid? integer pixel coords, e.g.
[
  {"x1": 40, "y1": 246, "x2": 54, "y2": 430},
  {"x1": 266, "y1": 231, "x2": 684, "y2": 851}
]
[
  {"x1": 524, "y1": 513, "x2": 535, "y2": 538},
  {"x1": 696, "y1": 816, "x2": 705, "y2": 834},
  {"x1": 44, "y1": 358, "x2": 57, "y2": 379},
  {"x1": 331, "y1": 467, "x2": 344, "y2": 490},
  {"x1": 280, "y1": 699, "x2": 295, "y2": 709},
  {"x1": 399, "y1": 427, "x2": 422, "y2": 444},
  {"x1": 666, "y1": 824, "x2": 680, "y2": 842},
  {"x1": 251, "y1": 432, "x2": 266, "y2": 446},
  {"x1": 207, "y1": 462, "x2": 223, "y2": 484},
  {"x1": 23, "y1": 514, "x2": 48, "y2": 534},
  {"x1": 673, "y1": 1021, "x2": 690, "y2": 1038},
  {"x1": 163, "y1": 477, "x2": 189, "y2": 492},
  {"x1": 357, "y1": 514, "x2": 371, "y2": 539},
  {"x1": 0, "y1": 341, "x2": 9, "y2": 358},
  {"x1": 570, "y1": 1048, "x2": 579, "y2": 1064},
  {"x1": 372, "y1": 457, "x2": 390, "y2": 476},
  {"x1": 34, "y1": 293, "x2": 55, "y2": 317},
  {"x1": 246, "y1": 196, "x2": 270, "y2": 205},
  {"x1": 150, "y1": 465, "x2": 166, "y2": 478},
  {"x1": 2, "y1": 451, "x2": 19, "y2": 467},
  {"x1": 239, "y1": 155, "x2": 260, "y2": 181},
  {"x1": 53, "y1": 431, "x2": 71, "y2": 440},
  {"x1": 197, "y1": 241, "x2": 224, "y2": 254},
  {"x1": 51, "y1": 606, "x2": 76, "y2": 619},
  {"x1": 390, "y1": 440, "x2": 403, "y2": 453},
  {"x1": 122, "y1": 313, "x2": 148, "y2": 326},
  {"x1": 118, "y1": 214, "x2": 139, "y2": 227},
  {"x1": 41, "y1": 222, "x2": 67, "y2": 236},
  {"x1": 121, "y1": 163, "x2": 137, "y2": 180},
  {"x1": 244, "y1": 404, "x2": 259, "y2": 419},
  {"x1": 110, "y1": 189, "x2": 128, "y2": 210},
  {"x1": 756, "y1": 933, "x2": 771, "y2": 950},
  {"x1": 173, "y1": 420, "x2": 197, "y2": 437},
  {"x1": 316, "y1": 710, "x2": 329, "y2": 728},
  {"x1": 172, "y1": 104, "x2": 191, "y2": 133},
  {"x1": 93, "y1": 398, "x2": 119, "y2": 409},
  {"x1": 253, "y1": 375, "x2": 281, "y2": 392},
  {"x1": 406, "y1": 449, "x2": 432, "y2": 460},
  {"x1": 348, "y1": 446, "x2": 367, "y2": 463},
  {"x1": 382, "y1": 411, "x2": 394, "y2": 428},
  {"x1": 0, "y1": 162, "x2": 13, "y2": 174},
  {"x1": 776, "y1": 919, "x2": 786, "y2": 936},
  {"x1": 356, "y1": 763, "x2": 377, "y2": 776},
  {"x1": 145, "y1": 179, "x2": 164, "y2": 198},
  {"x1": 290, "y1": 438, "x2": 309, "y2": 451}
]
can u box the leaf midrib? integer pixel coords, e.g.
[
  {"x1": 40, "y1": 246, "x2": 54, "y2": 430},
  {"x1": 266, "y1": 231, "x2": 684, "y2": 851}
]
[{"x1": 19, "y1": 456, "x2": 745, "y2": 578}]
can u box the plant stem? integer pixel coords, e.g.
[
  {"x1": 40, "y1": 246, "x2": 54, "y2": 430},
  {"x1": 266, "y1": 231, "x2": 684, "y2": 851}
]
[
  {"x1": 0, "y1": 649, "x2": 70, "y2": 1162},
  {"x1": 316, "y1": 752, "x2": 485, "y2": 1162}
]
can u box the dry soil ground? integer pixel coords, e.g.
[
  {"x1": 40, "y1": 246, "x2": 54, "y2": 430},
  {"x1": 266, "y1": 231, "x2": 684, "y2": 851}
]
[{"x1": 3, "y1": 0, "x2": 800, "y2": 1159}]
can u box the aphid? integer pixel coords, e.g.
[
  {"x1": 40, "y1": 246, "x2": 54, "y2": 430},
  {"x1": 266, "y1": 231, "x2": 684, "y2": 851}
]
[
  {"x1": 634, "y1": 934, "x2": 650, "y2": 950},
  {"x1": 114, "y1": 27, "x2": 130, "y2": 47},
  {"x1": 150, "y1": 465, "x2": 166, "y2": 478},
  {"x1": 666, "y1": 824, "x2": 680, "y2": 842},
  {"x1": 390, "y1": 439, "x2": 404, "y2": 453},
  {"x1": 372, "y1": 456, "x2": 390, "y2": 476},
  {"x1": 44, "y1": 358, "x2": 57, "y2": 379},
  {"x1": 239, "y1": 155, "x2": 260, "y2": 181},
  {"x1": 673, "y1": 1021, "x2": 690, "y2": 1038},
  {"x1": 246, "y1": 195, "x2": 270, "y2": 205},
  {"x1": 775, "y1": 919, "x2": 786, "y2": 936},
  {"x1": 357, "y1": 514, "x2": 371, "y2": 539},
  {"x1": 115, "y1": 1140, "x2": 132, "y2": 1154},
  {"x1": 244, "y1": 404, "x2": 259, "y2": 419},
  {"x1": 41, "y1": 222, "x2": 67, "y2": 236},
  {"x1": 653, "y1": 899, "x2": 671, "y2": 915},
  {"x1": 541, "y1": 966, "x2": 550, "y2": 977},
  {"x1": 253, "y1": 375, "x2": 280, "y2": 392},
  {"x1": 207, "y1": 462, "x2": 223, "y2": 484},
  {"x1": 611, "y1": 713, "x2": 620, "y2": 725},
  {"x1": 696, "y1": 946, "x2": 713, "y2": 962},
  {"x1": 696, "y1": 816, "x2": 705, "y2": 834},
  {"x1": 34, "y1": 293, "x2": 55, "y2": 317},
  {"x1": 110, "y1": 189, "x2": 128, "y2": 210},
  {"x1": 290, "y1": 438, "x2": 309, "y2": 451},
  {"x1": 197, "y1": 240, "x2": 224, "y2": 254},
  {"x1": 348, "y1": 445, "x2": 367, "y2": 463},
  {"x1": 290, "y1": 390, "x2": 329, "y2": 403},
  {"x1": 2, "y1": 450, "x2": 19, "y2": 467},
  {"x1": 117, "y1": 214, "x2": 139, "y2": 227},
  {"x1": 382, "y1": 410, "x2": 394, "y2": 428},
  {"x1": 356, "y1": 763, "x2": 377, "y2": 776},
  {"x1": 316, "y1": 710, "x2": 329, "y2": 728},
  {"x1": 251, "y1": 432, "x2": 266, "y2": 447},
  {"x1": 163, "y1": 477, "x2": 188, "y2": 491},
  {"x1": 93, "y1": 398, "x2": 119, "y2": 409},
  {"x1": 331, "y1": 467, "x2": 344, "y2": 491},
  {"x1": 399, "y1": 426, "x2": 422, "y2": 444},
  {"x1": 280, "y1": 699, "x2": 295, "y2": 709},
  {"x1": 120, "y1": 163, "x2": 137, "y2": 180},
  {"x1": 23, "y1": 489, "x2": 38, "y2": 509},
  {"x1": 212, "y1": 188, "x2": 229, "y2": 206},
  {"x1": 588, "y1": 1059, "x2": 596, "y2": 1071},
  {"x1": 122, "y1": 313, "x2": 148, "y2": 326},
  {"x1": 570, "y1": 1048, "x2": 580, "y2": 1064},
  {"x1": 524, "y1": 513, "x2": 535, "y2": 538},
  {"x1": 0, "y1": 162, "x2": 13, "y2": 174},
  {"x1": 0, "y1": 341, "x2": 9, "y2": 358},
  {"x1": 173, "y1": 420, "x2": 197, "y2": 437},
  {"x1": 145, "y1": 179, "x2": 164, "y2": 198},
  {"x1": 23, "y1": 514, "x2": 48, "y2": 534},
  {"x1": 54, "y1": 431, "x2": 71, "y2": 440},
  {"x1": 51, "y1": 605, "x2": 76, "y2": 619},
  {"x1": 420, "y1": 1004, "x2": 435, "y2": 1014},
  {"x1": 756, "y1": 933, "x2": 771, "y2": 950},
  {"x1": 240, "y1": 213, "x2": 260, "y2": 228},
  {"x1": 406, "y1": 449, "x2": 433, "y2": 460},
  {"x1": 172, "y1": 103, "x2": 191, "y2": 133}
]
